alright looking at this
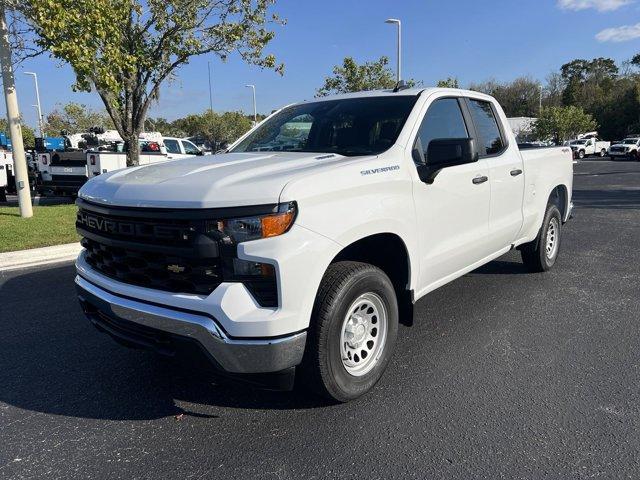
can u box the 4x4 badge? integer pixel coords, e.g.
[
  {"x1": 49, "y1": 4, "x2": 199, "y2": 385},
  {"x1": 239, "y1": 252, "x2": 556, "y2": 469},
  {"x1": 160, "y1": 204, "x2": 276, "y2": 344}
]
[{"x1": 167, "y1": 264, "x2": 186, "y2": 273}]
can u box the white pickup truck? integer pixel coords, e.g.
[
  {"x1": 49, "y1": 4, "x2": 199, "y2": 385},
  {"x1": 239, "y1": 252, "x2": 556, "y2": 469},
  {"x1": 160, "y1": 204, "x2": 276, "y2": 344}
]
[
  {"x1": 608, "y1": 137, "x2": 640, "y2": 160},
  {"x1": 569, "y1": 137, "x2": 610, "y2": 159},
  {"x1": 75, "y1": 88, "x2": 573, "y2": 401}
]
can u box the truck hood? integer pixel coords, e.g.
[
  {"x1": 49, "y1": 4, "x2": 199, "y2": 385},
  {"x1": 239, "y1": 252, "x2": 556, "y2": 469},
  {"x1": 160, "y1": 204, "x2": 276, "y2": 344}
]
[{"x1": 79, "y1": 151, "x2": 357, "y2": 208}]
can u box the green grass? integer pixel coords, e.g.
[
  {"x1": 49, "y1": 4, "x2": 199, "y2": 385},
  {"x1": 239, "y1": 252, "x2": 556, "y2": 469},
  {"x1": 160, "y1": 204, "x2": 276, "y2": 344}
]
[{"x1": 0, "y1": 204, "x2": 79, "y2": 253}]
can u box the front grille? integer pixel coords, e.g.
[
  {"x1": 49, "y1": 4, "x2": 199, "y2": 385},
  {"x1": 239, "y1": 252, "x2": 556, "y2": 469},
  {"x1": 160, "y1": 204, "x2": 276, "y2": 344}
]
[
  {"x1": 610, "y1": 147, "x2": 625, "y2": 153},
  {"x1": 76, "y1": 199, "x2": 279, "y2": 306},
  {"x1": 82, "y1": 237, "x2": 222, "y2": 295}
]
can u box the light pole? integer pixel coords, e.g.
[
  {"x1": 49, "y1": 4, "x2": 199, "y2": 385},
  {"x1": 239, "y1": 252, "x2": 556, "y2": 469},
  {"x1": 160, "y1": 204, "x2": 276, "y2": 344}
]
[
  {"x1": 24, "y1": 71, "x2": 45, "y2": 137},
  {"x1": 0, "y1": 6, "x2": 32, "y2": 217},
  {"x1": 207, "y1": 61, "x2": 213, "y2": 112},
  {"x1": 385, "y1": 18, "x2": 402, "y2": 83},
  {"x1": 245, "y1": 84, "x2": 257, "y2": 124},
  {"x1": 539, "y1": 84, "x2": 543, "y2": 114}
]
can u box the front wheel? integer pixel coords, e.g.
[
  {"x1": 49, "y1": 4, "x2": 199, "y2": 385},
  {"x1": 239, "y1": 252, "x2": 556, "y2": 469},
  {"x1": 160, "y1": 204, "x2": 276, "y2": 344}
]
[
  {"x1": 299, "y1": 261, "x2": 398, "y2": 402},
  {"x1": 520, "y1": 203, "x2": 563, "y2": 272}
]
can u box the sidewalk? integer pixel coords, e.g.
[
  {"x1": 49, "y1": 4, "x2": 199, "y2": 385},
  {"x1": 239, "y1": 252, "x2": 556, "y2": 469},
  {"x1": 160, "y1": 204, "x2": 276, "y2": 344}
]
[{"x1": 0, "y1": 243, "x2": 82, "y2": 272}]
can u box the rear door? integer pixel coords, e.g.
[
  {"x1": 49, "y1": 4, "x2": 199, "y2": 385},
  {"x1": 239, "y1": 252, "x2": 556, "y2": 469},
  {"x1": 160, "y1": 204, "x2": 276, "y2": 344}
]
[
  {"x1": 411, "y1": 96, "x2": 493, "y2": 288},
  {"x1": 466, "y1": 97, "x2": 524, "y2": 250}
]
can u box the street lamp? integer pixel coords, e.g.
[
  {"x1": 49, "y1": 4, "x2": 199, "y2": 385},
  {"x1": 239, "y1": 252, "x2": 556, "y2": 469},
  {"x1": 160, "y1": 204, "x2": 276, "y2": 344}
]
[
  {"x1": 539, "y1": 84, "x2": 543, "y2": 114},
  {"x1": 245, "y1": 84, "x2": 257, "y2": 124},
  {"x1": 385, "y1": 18, "x2": 402, "y2": 83},
  {"x1": 24, "y1": 71, "x2": 45, "y2": 137}
]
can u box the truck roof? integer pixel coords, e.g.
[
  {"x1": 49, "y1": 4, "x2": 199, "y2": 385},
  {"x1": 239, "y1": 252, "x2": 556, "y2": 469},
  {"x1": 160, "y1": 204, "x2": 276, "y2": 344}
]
[{"x1": 297, "y1": 87, "x2": 494, "y2": 104}]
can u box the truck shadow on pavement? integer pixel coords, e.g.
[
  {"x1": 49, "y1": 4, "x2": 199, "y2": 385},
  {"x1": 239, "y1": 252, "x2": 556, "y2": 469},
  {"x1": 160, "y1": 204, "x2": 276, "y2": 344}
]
[
  {"x1": 0, "y1": 265, "x2": 330, "y2": 422},
  {"x1": 0, "y1": 246, "x2": 568, "y2": 420}
]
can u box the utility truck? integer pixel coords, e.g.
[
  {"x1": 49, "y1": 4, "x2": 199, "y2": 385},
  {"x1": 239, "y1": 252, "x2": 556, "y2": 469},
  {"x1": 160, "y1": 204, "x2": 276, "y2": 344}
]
[
  {"x1": 87, "y1": 136, "x2": 202, "y2": 178},
  {"x1": 75, "y1": 88, "x2": 573, "y2": 402},
  {"x1": 568, "y1": 136, "x2": 610, "y2": 159}
]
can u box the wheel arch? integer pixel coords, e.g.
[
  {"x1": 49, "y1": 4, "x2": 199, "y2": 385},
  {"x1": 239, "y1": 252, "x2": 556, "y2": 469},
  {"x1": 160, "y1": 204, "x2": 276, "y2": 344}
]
[
  {"x1": 548, "y1": 184, "x2": 570, "y2": 222},
  {"x1": 330, "y1": 232, "x2": 415, "y2": 325}
]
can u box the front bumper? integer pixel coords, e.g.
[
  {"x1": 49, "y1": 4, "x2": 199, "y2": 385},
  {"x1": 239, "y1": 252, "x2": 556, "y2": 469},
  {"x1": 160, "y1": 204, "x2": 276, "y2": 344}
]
[{"x1": 75, "y1": 275, "x2": 307, "y2": 375}]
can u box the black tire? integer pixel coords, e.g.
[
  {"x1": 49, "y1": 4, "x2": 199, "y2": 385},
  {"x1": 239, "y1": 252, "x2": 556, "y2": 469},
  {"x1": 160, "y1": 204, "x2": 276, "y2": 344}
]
[
  {"x1": 578, "y1": 150, "x2": 585, "y2": 160},
  {"x1": 299, "y1": 261, "x2": 398, "y2": 402},
  {"x1": 520, "y1": 203, "x2": 562, "y2": 273},
  {"x1": 600, "y1": 149, "x2": 606, "y2": 157}
]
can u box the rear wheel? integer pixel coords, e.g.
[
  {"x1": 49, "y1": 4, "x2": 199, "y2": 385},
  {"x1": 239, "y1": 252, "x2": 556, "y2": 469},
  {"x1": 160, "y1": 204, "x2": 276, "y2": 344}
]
[
  {"x1": 578, "y1": 149, "x2": 585, "y2": 160},
  {"x1": 600, "y1": 149, "x2": 607, "y2": 157},
  {"x1": 299, "y1": 261, "x2": 398, "y2": 402},
  {"x1": 520, "y1": 203, "x2": 562, "y2": 273}
]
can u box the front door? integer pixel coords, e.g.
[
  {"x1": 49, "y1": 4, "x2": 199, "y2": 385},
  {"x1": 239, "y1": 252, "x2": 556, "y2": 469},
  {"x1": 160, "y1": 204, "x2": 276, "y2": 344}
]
[{"x1": 411, "y1": 97, "x2": 493, "y2": 290}]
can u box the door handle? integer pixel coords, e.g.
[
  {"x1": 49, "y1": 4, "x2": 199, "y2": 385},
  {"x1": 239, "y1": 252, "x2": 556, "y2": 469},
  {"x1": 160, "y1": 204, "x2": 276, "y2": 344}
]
[
  {"x1": 472, "y1": 175, "x2": 488, "y2": 185},
  {"x1": 510, "y1": 169, "x2": 523, "y2": 177}
]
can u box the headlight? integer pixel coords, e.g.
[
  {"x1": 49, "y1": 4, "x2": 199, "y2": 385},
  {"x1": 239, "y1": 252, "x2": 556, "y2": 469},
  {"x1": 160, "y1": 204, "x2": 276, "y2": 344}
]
[{"x1": 207, "y1": 202, "x2": 297, "y2": 245}]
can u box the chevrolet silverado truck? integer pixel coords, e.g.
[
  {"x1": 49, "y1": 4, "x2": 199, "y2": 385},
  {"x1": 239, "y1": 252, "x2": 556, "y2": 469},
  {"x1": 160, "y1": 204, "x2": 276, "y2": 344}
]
[
  {"x1": 75, "y1": 88, "x2": 573, "y2": 402},
  {"x1": 608, "y1": 137, "x2": 640, "y2": 160}
]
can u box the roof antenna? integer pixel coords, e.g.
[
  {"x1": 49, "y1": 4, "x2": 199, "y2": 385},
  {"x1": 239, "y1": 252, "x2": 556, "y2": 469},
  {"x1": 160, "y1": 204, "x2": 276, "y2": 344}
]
[{"x1": 393, "y1": 80, "x2": 408, "y2": 93}]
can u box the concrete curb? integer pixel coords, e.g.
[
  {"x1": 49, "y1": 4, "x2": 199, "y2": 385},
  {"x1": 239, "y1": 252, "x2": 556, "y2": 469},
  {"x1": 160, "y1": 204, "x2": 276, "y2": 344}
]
[{"x1": 0, "y1": 243, "x2": 82, "y2": 272}]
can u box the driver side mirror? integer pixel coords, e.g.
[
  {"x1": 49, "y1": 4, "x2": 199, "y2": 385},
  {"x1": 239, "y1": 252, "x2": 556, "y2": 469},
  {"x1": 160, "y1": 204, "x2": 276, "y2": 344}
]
[{"x1": 415, "y1": 138, "x2": 478, "y2": 184}]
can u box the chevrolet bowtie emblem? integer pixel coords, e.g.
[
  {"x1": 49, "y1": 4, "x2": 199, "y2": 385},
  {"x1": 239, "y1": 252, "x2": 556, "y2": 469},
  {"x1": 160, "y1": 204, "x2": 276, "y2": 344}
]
[{"x1": 167, "y1": 264, "x2": 186, "y2": 274}]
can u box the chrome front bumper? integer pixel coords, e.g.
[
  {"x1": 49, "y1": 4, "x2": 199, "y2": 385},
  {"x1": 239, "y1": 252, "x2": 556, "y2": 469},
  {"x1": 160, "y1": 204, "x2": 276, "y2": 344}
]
[{"x1": 75, "y1": 275, "x2": 307, "y2": 374}]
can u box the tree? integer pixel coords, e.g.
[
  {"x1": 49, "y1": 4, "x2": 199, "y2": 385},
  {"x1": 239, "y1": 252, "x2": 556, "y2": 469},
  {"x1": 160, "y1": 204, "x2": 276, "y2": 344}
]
[
  {"x1": 316, "y1": 56, "x2": 415, "y2": 96},
  {"x1": 436, "y1": 77, "x2": 459, "y2": 88},
  {"x1": 44, "y1": 102, "x2": 114, "y2": 135},
  {"x1": 560, "y1": 57, "x2": 618, "y2": 108},
  {"x1": 15, "y1": 0, "x2": 283, "y2": 165},
  {"x1": 533, "y1": 106, "x2": 597, "y2": 144},
  {"x1": 470, "y1": 77, "x2": 541, "y2": 117},
  {"x1": 172, "y1": 110, "x2": 252, "y2": 146},
  {"x1": 0, "y1": 119, "x2": 35, "y2": 148}
]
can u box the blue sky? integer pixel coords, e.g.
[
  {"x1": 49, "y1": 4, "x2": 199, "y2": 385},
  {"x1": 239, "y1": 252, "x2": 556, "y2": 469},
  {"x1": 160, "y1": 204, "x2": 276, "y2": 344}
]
[{"x1": 8, "y1": 0, "x2": 640, "y2": 131}]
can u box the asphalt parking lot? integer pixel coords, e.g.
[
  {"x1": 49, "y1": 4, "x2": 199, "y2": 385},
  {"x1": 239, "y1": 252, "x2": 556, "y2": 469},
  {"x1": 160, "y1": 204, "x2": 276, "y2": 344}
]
[{"x1": 1, "y1": 158, "x2": 639, "y2": 479}]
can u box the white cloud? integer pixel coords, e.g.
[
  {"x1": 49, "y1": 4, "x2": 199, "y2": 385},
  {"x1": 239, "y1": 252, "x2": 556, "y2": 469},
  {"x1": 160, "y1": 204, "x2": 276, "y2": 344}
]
[
  {"x1": 558, "y1": 0, "x2": 633, "y2": 11},
  {"x1": 596, "y1": 23, "x2": 640, "y2": 42}
]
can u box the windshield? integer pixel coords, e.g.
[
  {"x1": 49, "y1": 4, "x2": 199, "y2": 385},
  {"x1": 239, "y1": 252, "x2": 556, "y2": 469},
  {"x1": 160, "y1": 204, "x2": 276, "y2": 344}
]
[
  {"x1": 624, "y1": 139, "x2": 639, "y2": 144},
  {"x1": 231, "y1": 96, "x2": 419, "y2": 156}
]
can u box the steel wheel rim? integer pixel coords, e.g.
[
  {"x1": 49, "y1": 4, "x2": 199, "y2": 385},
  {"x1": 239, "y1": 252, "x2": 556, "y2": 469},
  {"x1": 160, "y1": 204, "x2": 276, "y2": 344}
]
[
  {"x1": 340, "y1": 292, "x2": 388, "y2": 377},
  {"x1": 546, "y1": 217, "x2": 559, "y2": 259}
]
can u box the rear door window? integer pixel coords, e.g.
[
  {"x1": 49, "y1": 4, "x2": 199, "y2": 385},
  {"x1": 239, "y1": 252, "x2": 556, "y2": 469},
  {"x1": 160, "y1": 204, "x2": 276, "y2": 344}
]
[{"x1": 467, "y1": 99, "x2": 505, "y2": 156}]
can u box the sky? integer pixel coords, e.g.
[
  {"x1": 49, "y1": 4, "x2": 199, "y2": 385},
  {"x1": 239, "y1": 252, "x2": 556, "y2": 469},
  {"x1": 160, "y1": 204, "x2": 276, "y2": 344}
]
[{"x1": 6, "y1": 0, "x2": 640, "y2": 132}]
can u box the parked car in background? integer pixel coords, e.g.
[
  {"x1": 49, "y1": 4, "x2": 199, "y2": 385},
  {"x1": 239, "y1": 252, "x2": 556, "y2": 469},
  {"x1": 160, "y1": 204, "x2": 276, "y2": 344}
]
[
  {"x1": 75, "y1": 88, "x2": 573, "y2": 402},
  {"x1": 609, "y1": 137, "x2": 640, "y2": 160},
  {"x1": 569, "y1": 137, "x2": 610, "y2": 159},
  {"x1": 161, "y1": 137, "x2": 203, "y2": 159}
]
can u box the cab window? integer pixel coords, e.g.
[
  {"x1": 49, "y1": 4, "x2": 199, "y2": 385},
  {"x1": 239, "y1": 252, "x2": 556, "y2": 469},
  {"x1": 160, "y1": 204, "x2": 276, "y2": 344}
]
[
  {"x1": 164, "y1": 139, "x2": 181, "y2": 154},
  {"x1": 413, "y1": 98, "x2": 469, "y2": 165},
  {"x1": 181, "y1": 140, "x2": 200, "y2": 155}
]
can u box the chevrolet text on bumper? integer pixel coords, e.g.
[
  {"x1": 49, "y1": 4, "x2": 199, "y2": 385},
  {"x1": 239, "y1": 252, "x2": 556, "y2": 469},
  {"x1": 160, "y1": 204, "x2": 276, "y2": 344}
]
[{"x1": 75, "y1": 88, "x2": 574, "y2": 402}]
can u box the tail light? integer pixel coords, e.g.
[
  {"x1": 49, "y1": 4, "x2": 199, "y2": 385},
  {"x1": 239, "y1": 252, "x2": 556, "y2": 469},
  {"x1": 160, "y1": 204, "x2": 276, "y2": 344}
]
[
  {"x1": 41, "y1": 155, "x2": 48, "y2": 165},
  {"x1": 89, "y1": 154, "x2": 96, "y2": 165}
]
